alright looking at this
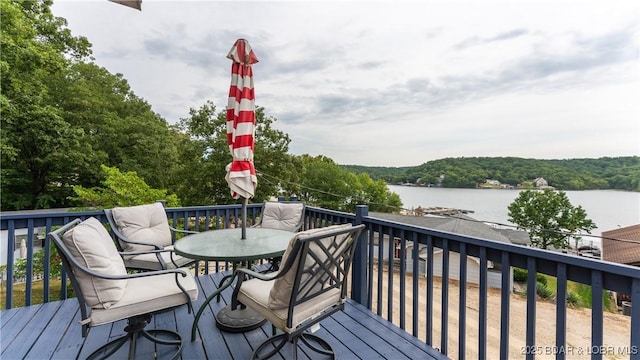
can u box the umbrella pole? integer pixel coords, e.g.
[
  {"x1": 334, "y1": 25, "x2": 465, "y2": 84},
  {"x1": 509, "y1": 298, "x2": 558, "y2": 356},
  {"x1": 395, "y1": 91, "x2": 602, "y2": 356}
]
[{"x1": 241, "y1": 197, "x2": 248, "y2": 239}]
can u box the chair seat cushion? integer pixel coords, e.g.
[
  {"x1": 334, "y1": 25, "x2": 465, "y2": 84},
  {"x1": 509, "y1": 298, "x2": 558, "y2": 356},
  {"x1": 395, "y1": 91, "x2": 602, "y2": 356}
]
[
  {"x1": 238, "y1": 277, "x2": 341, "y2": 333},
  {"x1": 89, "y1": 269, "x2": 198, "y2": 326},
  {"x1": 111, "y1": 203, "x2": 172, "y2": 252},
  {"x1": 124, "y1": 246, "x2": 193, "y2": 270},
  {"x1": 62, "y1": 217, "x2": 127, "y2": 309}
]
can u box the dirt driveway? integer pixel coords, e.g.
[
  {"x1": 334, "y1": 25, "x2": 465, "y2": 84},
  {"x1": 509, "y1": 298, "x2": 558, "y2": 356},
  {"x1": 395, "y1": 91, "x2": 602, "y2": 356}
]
[{"x1": 371, "y1": 269, "x2": 633, "y2": 360}]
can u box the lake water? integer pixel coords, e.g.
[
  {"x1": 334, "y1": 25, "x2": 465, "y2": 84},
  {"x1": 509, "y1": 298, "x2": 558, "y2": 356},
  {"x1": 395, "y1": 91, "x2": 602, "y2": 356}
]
[{"x1": 387, "y1": 185, "x2": 640, "y2": 247}]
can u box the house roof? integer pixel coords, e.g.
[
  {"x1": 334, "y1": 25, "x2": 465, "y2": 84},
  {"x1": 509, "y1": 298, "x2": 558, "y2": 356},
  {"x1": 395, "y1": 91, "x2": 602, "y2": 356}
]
[
  {"x1": 601, "y1": 224, "x2": 640, "y2": 266},
  {"x1": 494, "y1": 228, "x2": 532, "y2": 246},
  {"x1": 369, "y1": 212, "x2": 529, "y2": 245}
]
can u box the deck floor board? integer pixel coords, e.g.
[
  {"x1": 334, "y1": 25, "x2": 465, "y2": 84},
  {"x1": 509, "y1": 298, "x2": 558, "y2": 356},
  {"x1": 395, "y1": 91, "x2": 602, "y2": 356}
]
[{"x1": 1, "y1": 272, "x2": 447, "y2": 359}]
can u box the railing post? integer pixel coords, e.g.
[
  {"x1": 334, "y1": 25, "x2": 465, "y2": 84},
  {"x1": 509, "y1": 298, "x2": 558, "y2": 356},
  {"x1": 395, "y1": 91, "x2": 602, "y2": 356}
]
[{"x1": 352, "y1": 205, "x2": 368, "y2": 306}]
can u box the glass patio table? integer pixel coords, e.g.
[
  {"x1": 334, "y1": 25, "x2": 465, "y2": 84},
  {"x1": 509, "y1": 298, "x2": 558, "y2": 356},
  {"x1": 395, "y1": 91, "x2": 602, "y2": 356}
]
[{"x1": 173, "y1": 227, "x2": 294, "y2": 340}]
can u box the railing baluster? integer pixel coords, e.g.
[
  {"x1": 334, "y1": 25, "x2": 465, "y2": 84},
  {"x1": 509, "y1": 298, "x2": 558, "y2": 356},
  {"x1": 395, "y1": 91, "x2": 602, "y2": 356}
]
[
  {"x1": 631, "y1": 278, "x2": 640, "y2": 360},
  {"x1": 25, "y1": 218, "x2": 35, "y2": 306},
  {"x1": 399, "y1": 229, "x2": 406, "y2": 330},
  {"x1": 459, "y1": 242, "x2": 467, "y2": 360},
  {"x1": 526, "y1": 257, "x2": 537, "y2": 360},
  {"x1": 426, "y1": 235, "x2": 434, "y2": 345},
  {"x1": 5, "y1": 220, "x2": 16, "y2": 309},
  {"x1": 441, "y1": 238, "x2": 449, "y2": 355},
  {"x1": 367, "y1": 225, "x2": 375, "y2": 309},
  {"x1": 43, "y1": 218, "x2": 53, "y2": 303},
  {"x1": 555, "y1": 263, "x2": 567, "y2": 360},
  {"x1": 387, "y1": 227, "x2": 394, "y2": 322},
  {"x1": 479, "y1": 247, "x2": 488, "y2": 360},
  {"x1": 591, "y1": 270, "x2": 604, "y2": 360},
  {"x1": 412, "y1": 231, "x2": 420, "y2": 338},
  {"x1": 499, "y1": 252, "x2": 511, "y2": 360},
  {"x1": 376, "y1": 225, "x2": 383, "y2": 316}
]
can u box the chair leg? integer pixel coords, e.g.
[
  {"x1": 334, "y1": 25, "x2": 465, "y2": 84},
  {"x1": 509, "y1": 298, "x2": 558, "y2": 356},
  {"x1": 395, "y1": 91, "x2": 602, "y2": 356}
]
[
  {"x1": 299, "y1": 332, "x2": 335, "y2": 358},
  {"x1": 250, "y1": 331, "x2": 335, "y2": 360},
  {"x1": 85, "y1": 315, "x2": 183, "y2": 360},
  {"x1": 251, "y1": 333, "x2": 289, "y2": 360},
  {"x1": 86, "y1": 334, "x2": 131, "y2": 360}
]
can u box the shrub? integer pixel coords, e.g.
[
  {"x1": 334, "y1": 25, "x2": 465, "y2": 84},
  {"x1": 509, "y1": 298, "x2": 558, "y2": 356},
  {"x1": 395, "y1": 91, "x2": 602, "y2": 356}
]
[
  {"x1": 2, "y1": 247, "x2": 62, "y2": 282},
  {"x1": 536, "y1": 274, "x2": 548, "y2": 286},
  {"x1": 536, "y1": 282, "x2": 554, "y2": 299},
  {"x1": 566, "y1": 291, "x2": 580, "y2": 307},
  {"x1": 513, "y1": 268, "x2": 527, "y2": 282}
]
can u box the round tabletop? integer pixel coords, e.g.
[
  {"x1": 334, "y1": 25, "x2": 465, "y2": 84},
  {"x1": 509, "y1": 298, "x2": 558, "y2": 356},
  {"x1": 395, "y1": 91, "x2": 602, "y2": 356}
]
[{"x1": 173, "y1": 227, "x2": 294, "y2": 262}]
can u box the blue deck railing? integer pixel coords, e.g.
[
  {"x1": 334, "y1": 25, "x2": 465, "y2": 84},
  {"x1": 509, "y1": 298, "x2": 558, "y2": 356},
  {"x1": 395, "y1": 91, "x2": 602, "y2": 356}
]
[{"x1": 1, "y1": 204, "x2": 638, "y2": 359}]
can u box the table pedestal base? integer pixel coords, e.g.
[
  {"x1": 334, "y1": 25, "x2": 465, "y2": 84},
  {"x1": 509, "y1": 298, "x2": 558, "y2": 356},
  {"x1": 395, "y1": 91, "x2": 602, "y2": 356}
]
[{"x1": 215, "y1": 305, "x2": 266, "y2": 333}]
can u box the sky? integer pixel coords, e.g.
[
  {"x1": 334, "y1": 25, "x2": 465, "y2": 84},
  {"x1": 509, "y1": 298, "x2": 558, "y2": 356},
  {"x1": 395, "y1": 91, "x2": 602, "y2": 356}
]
[{"x1": 51, "y1": 0, "x2": 640, "y2": 167}]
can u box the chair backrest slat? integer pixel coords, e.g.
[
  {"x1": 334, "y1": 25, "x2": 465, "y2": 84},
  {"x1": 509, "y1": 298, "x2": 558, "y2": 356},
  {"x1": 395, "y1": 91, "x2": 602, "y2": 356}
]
[{"x1": 279, "y1": 224, "x2": 364, "y2": 327}]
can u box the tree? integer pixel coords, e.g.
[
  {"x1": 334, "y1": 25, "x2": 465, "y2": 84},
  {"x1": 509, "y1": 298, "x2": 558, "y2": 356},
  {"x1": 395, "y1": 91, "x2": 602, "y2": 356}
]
[
  {"x1": 507, "y1": 189, "x2": 596, "y2": 250},
  {"x1": 1, "y1": 1, "x2": 180, "y2": 211},
  {"x1": 58, "y1": 62, "x2": 182, "y2": 191},
  {"x1": 1, "y1": 0, "x2": 92, "y2": 210},
  {"x1": 296, "y1": 155, "x2": 402, "y2": 213},
  {"x1": 174, "y1": 101, "x2": 297, "y2": 206},
  {"x1": 70, "y1": 165, "x2": 180, "y2": 209}
]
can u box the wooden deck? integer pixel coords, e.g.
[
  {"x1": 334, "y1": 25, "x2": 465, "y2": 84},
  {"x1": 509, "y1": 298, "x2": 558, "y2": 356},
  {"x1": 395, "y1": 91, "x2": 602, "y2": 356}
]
[{"x1": 1, "y1": 272, "x2": 446, "y2": 359}]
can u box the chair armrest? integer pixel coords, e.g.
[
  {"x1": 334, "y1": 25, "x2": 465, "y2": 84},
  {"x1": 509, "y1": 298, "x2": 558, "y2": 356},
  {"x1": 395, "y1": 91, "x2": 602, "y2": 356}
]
[
  {"x1": 62, "y1": 249, "x2": 190, "y2": 280},
  {"x1": 62, "y1": 254, "x2": 194, "y2": 310},
  {"x1": 115, "y1": 236, "x2": 164, "y2": 250},
  {"x1": 231, "y1": 267, "x2": 279, "y2": 310},
  {"x1": 119, "y1": 248, "x2": 174, "y2": 257},
  {"x1": 235, "y1": 267, "x2": 279, "y2": 282},
  {"x1": 169, "y1": 226, "x2": 198, "y2": 235},
  {"x1": 119, "y1": 248, "x2": 188, "y2": 270}
]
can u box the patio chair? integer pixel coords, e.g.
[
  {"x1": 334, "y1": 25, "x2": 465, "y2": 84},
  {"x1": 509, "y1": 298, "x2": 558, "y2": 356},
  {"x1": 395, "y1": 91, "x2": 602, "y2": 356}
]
[
  {"x1": 48, "y1": 217, "x2": 198, "y2": 360},
  {"x1": 253, "y1": 201, "x2": 305, "y2": 271},
  {"x1": 231, "y1": 223, "x2": 365, "y2": 359},
  {"x1": 105, "y1": 202, "x2": 196, "y2": 271}
]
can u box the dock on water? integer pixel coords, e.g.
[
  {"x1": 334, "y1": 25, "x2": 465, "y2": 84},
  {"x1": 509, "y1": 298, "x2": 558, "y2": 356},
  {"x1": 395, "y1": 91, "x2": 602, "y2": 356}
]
[{"x1": 401, "y1": 206, "x2": 475, "y2": 216}]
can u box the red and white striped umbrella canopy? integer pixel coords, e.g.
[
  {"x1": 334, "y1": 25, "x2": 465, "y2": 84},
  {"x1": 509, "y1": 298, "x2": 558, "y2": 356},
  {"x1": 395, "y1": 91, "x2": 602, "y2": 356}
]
[{"x1": 224, "y1": 39, "x2": 259, "y2": 199}]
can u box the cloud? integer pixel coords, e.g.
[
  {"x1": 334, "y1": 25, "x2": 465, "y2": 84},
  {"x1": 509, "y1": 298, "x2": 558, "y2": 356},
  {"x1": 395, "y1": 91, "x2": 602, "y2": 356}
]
[
  {"x1": 455, "y1": 28, "x2": 529, "y2": 49},
  {"x1": 50, "y1": 1, "x2": 640, "y2": 166}
]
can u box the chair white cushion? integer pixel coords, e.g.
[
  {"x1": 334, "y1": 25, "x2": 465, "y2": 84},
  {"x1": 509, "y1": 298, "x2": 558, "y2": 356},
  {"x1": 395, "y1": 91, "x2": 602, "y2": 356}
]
[
  {"x1": 238, "y1": 277, "x2": 341, "y2": 333},
  {"x1": 111, "y1": 203, "x2": 172, "y2": 252},
  {"x1": 89, "y1": 270, "x2": 198, "y2": 326},
  {"x1": 259, "y1": 202, "x2": 304, "y2": 231},
  {"x1": 62, "y1": 217, "x2": 127, "y2": 309},
  {"x1": 268, "y1": 224, "x2": 352, "y2": 309}
]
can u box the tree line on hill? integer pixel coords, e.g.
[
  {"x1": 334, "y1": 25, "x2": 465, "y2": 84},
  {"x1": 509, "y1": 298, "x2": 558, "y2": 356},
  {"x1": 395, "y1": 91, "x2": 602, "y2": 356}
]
[
  {"x1": 1, "y1": 1, "x2": 401, "y2": 213},
  {"x1": 342, "y1": 156, "x2": 640, "y2": 191}
]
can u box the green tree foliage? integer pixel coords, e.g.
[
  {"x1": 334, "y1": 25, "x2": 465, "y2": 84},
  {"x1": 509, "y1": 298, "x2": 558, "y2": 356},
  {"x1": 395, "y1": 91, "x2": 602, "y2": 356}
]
[
  {"x1": 296, "y1": 155, "x2": 402, "y2": 213},
  {"x1": 343, "y1": 156, "x2": 640, "y2": 191},
  {"x1": 58, "y1": 62, "x2": 181, "y2": 191},
  {"x1": 173, "y1": 101, "x2": 297, "y2": 206},
  {"x1": 1, "y1": 1, "x2": 181, "y2": 211},
  {"x1": 70, "y1": 165, "x2": 179, "y2": 209},
  {"x1": 507, "y1": 189, "x2": 596, "y2": 249},
  {"x1": 1, "y1": 0, "x2": 92, "y2": 210}
]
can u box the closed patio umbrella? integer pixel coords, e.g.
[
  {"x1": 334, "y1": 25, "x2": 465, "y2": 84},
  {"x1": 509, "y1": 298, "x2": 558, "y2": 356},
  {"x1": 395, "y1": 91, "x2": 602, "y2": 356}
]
[{"x1": 225, "y1": 39, "x2": 259, "y2": 239}]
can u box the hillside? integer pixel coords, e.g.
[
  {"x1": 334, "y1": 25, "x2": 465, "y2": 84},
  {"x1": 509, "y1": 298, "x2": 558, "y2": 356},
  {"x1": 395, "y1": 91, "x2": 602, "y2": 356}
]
[{"x1": 342, "y1": 156, "x2": 640, "y2": 191}]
